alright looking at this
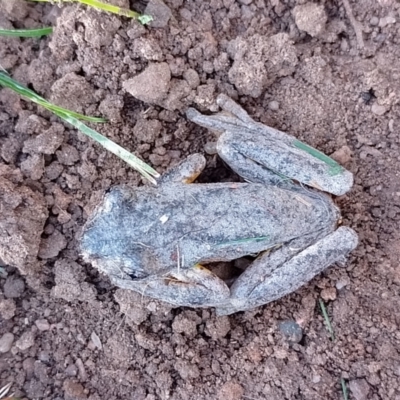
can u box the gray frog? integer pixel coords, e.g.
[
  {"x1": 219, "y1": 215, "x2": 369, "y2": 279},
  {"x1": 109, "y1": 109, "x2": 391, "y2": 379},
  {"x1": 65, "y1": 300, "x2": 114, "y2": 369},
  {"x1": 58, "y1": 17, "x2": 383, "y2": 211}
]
[{"x1": 81, "y1": 94, "x2": 358, "y2": 315}]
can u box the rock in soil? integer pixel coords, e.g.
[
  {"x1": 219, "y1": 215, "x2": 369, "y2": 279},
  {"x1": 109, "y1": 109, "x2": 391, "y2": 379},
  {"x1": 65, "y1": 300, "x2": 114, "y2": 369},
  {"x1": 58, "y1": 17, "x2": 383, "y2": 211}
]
[
  {"x1": 123, "y1": 62, "x2": 171, "y2": 104},
  {"x1": 0, "y1": 333, "x2": 14, "y2": 353},
  {"x1": 3, "y1": 275, "x2": 25, "y2": 298}
]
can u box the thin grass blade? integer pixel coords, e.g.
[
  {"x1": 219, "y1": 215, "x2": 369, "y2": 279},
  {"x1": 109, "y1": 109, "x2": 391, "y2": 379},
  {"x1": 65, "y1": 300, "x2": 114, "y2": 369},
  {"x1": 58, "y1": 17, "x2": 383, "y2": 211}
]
[
  {"x1": 0, "y1": 72, "x2": 105, "y2": 123},
  {"x1": 293, "y1": 139, "x2": 344, "y2": 176},
  {"x1": 319, "y1": 298, "x2": 335, "y2": 340},
  {"x1": 28, "y1": 0, "x2": 153, "y2": 24},
  {"x1": 76, "y1": 0, "x2": 141, "y2": 18},
  {"x1": 53, "y1": 110, "x2": 160, "y2": 184},
  {"x1": 216, "y1": 236, "x2": 270, "y2": 248},
  {"x1": 0, "y1": 27, "x2": 53, "y2": 37},
  {"x1": 340, "y1": 378, "x2": 349, "y2": 400},
  {"x1": 0, "y1": 72, "x2": 159, "y2": 184},
  {"x1": 0, "y1": 382, "x2": 12, "y2": 398}
]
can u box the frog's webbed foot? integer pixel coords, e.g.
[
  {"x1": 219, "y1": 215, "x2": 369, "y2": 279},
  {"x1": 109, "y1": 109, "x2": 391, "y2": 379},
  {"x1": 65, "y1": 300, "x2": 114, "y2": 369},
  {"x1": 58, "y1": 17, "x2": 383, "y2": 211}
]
[
  {"x1": 111, "y1": 264, "x2": 230, "y2": 308},
  {"x1": 216, "y1": 226, "x2": 358, "y2": 316},
  {"x1": 187, "y1": 95, "x2": 354, "y2": 196},
  {"x1": 158, "y1": 153, "x2": 206, "y2": 185}
]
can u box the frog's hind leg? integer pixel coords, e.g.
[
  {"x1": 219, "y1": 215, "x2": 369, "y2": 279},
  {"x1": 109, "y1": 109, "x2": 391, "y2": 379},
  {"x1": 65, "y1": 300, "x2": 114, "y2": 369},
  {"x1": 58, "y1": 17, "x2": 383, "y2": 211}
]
[
  {"x1": 111, "y1": 264, "x2": 231, "y2": 308},
  {"x1": 187, "y1": 95, "x2": 354, "y2": 196},
  {"x1": 216, "y1": 226, "x2": 358, "y2": 316}
]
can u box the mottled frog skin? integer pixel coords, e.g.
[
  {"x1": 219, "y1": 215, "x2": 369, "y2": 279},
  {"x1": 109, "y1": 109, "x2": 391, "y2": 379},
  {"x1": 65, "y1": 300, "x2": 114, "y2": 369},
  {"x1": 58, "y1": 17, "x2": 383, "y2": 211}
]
[{"x1": 81, "y1": 95, "x2": 358, "y2": 315}]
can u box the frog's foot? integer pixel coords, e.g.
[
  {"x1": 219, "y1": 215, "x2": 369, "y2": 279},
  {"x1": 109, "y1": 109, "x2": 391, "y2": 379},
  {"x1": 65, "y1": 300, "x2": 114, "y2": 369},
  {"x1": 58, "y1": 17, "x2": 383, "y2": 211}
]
[
  {"x1": 187, "y1": 95, "x2": 354, "y2": 196},
  {"x1": 215, "y1": 226, "x2": 358, "y2": 316},
  {"x1": 111, "y1": 264, "x2": 230, "y2": 308},
  {"x1": 158, "y1": 153, "x2": 206, "y2": 185}
]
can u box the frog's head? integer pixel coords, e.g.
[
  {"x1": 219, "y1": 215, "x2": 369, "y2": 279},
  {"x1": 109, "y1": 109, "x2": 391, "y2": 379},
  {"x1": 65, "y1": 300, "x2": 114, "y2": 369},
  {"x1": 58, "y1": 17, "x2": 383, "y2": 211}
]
[{"x1": 81, "y1": 189, "x2": 143, "y2": 278}]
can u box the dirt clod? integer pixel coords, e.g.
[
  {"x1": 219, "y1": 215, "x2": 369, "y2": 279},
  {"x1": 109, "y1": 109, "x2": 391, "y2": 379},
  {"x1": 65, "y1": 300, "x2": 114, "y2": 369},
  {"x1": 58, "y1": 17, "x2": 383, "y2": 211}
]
[
  {"x1": 293, "y1": 3, "x2": 328, "y2": 37},
  {"x1": 56, "y1": 144, "x2": 80, "y2": 166},
  {"x1": 330, "y1": 145, "x2": 353, "y2": 165},
  {"x1": 123, "y1": 62, "x2": 171, "y2": 104},
  {"x1": 51, "y1": 259, "x2": 97, "y2": 303},
  {"x1": 63, "y1": 379, "x2": 87, "y2": 400},
  {"x1": 172, "y1": 312, "x2": 201, "y2": 337},
  {"x1": 0, "y1": 298, "x2": 16, "y2": 320},
  {"x1": 0, "y1": 175, "x2": 48, "y2": 275},
  {"x1": 349, "y1": 378, "x2": 371, "y2": 400},
  {"x1": 218, "y1": 381, "x2": 244, "y2": 400},
  {"x1": 228, "y1": 33, "x2": 298, "y2": 97},
  {"x1": 51, "y1": 72, "x2": 95, "y2": 114},
  {"x1": 145, "y1": 0, "x2": 172, "y2": 28},
  {"x1": 22, "y1": 123, "x2": 64, "y2": 155},
  {"x1": 15, "y1": 329, "x2": 35, "y2": 351},
  {"x1": 278, "y1": 320, "x2": 303, "y2": 344},
  {"x1": 4, "y1": 275, "x2": 25, "y2": 298},
  {"x1": 321, "y1": 287, "x2": 337, "y2": 301},
  {"x1": 38, "y1": 229, "x2": 67, "y2": 259},
  {"x1": 205, "y1": 315, "x2": 231, "y2": 340}
]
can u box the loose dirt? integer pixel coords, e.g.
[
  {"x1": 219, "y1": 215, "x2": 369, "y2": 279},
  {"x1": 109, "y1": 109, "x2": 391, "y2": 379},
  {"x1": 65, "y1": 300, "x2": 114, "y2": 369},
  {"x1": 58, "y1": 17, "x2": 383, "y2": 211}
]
[{"x1": 1, "y1": 0, "x2": 400, "y2": 399}]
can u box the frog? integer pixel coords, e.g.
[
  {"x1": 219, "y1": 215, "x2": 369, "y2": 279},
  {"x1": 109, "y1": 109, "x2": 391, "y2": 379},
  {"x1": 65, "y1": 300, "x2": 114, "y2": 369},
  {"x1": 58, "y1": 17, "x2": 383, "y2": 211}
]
[{"x1": 81, "y1": 94, "x2": 358, "y2": 316}]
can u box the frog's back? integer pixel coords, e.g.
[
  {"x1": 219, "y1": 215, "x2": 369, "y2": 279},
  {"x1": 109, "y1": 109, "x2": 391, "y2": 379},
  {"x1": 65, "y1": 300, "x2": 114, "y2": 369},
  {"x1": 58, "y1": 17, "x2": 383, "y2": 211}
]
[{"x1": 81, "y1": 182, "x2": 339, "y2": 278}]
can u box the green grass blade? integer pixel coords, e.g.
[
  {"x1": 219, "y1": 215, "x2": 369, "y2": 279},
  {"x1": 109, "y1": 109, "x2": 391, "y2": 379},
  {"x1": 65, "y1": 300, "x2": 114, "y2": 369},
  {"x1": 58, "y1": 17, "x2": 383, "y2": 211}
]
[
  {"x1": 319, "y1": 299, "x2": 335, "y2": 341},
  {"x1": 77, "y1": 0, "x2": 141, "y2": 18},
  {"x1": 0, "y1": 27, "x2": 53, "y2": 37},
  {"x1": 29, "y1": 0, "x2": 153, "y2": 24},
  {"x1": 0, "y1": 72, "x2": 159, "y2": 184},
  {"x1": 0, "y1": 72, "x2": 105, "y2": 123},
  {"x1": 0, "y1": 382, "x2": 12, "y2": 398},
  {"x1": 55, "y1": 110, "x2": 160, "y2": 184},
  {"x1": 340, "y1": 378, "x2": 349, "y2": 400},
  {"x1": 216, "y1": 236, "x2": 270, "y2": 248},
  {"x1": 294, "y1": 139, "x2": 344, "y2": 176}
]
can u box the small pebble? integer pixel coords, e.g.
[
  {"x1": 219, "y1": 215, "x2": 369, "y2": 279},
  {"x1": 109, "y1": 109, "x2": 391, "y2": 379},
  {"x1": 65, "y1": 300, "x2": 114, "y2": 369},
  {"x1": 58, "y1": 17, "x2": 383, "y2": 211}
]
[
  {"x1": 204, "y1": 141, "x2": 218, "y2": 155},
  {"x1": 330, "y1": 145, "x2": 352, "y2": 165},
  {"x1": 268, "y1": 100, "x2": 280, "y2": 111},
  {"x1": 15, "y1": 330, "x2": 35, "y2": 351},
  {"x1": 312, "y1": 374, "x2": 321, "y2": 384},
  {"x1": 0, "y1": 333, "x2": 14, "y2": 353},
  {"x1": 145, "y1": 0, "x2": 172, "y2": 29},
  {"x1": 35, "y1": 319, "x2": 50, "y2": 331},
  {"x1": 369, "y1": 16, "x2": 379, "y2": 26},
  {"x1": 371, "y1": 103, "x2": 386, "y2": 116},
  {"x1": 0, "y1": 299, "x2": 16, "y2": 320},
  {"x1": 90, "y1": 331, "x2": 102, "y2": 350},
  {"x1": 349, "y1": 378, "x2": 371, "y2": 400},
  {"x1": 321, "y1": 287, "x2": 337, "y2": 301},
  {"x1": 379, "y1": 15, "x2": 396, "y2": 28},
  {"x1": 4, "y1": 275, "x2": 25, "y2": 298},
  {"x1": 65, "y1": 363, "x2": 78, "y2": 377},
  {"x1": 278, "y1": 320, "x2": 303, "y2": 343}
]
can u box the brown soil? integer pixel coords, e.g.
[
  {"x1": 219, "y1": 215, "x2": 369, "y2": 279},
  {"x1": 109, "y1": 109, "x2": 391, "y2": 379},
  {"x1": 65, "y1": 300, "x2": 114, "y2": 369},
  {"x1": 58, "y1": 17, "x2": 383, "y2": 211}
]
[{"x1": 1, "y1": 0, "x2": 400, "y2": 399}]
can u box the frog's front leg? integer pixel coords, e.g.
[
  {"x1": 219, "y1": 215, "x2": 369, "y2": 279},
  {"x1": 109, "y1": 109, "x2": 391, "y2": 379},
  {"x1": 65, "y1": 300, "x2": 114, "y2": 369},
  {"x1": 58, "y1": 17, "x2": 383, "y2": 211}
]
[
  {"x1": 111, "y1": 264, "x2": 230, "y2": 308},
  {"x1": 187, "y1": 95, "x2": 353, "y2": 196},
  {"x1": 216, "y1": 226, "x2": 358, "y2": 316}
]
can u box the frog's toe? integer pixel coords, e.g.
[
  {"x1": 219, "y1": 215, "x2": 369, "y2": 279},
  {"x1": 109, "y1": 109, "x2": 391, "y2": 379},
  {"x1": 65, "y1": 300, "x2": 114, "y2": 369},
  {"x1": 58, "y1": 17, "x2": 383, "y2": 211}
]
[
  {"x1": 215, "y1": 94, "x2": 255, "y2": 124},
  {"x1": 158, "y1": 153, "x2": 206, "y2": 184}
]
